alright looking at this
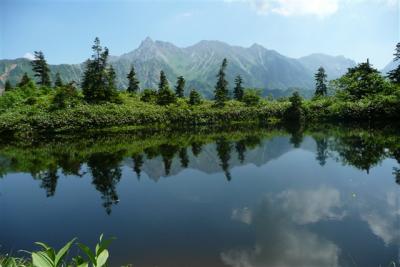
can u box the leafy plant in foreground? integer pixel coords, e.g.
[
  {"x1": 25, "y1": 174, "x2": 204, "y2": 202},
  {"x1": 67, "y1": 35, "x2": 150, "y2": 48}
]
[
  {"x1": 31, "y1": 238, "x2": 76, "y2": 267},
  {"x1": 76, "y1": 234, "x2": 114, "y2": 267}
]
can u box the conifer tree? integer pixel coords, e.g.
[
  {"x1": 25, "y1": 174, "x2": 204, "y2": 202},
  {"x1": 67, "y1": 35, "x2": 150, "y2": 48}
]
[
  {"x1": 175, "y1": 76, "x2": 185, "y2": 98},
  {"x1": 388, "y1": 42, "x2": 400, "y2": 84},
  {"x1": 18, "y1": 72, "x2": 32, "y2": 87},
  {"x1": 214, "y1": 58, "x2": 229, "y2": 106},
  {"x1": 54, "y1": 72, "x2": 63, "y2": 87},
  {"x1": 31, "y1": 51, "x2": 51, "y2": 87},
  {"x1": 157, "y1": 70, "x2": 176, "y2": 105},
  {"x1": 82, "y1": 37, "x2": 118, "y2": 103},
  {"x1": 233, "y1": 75, "x2": 244, "y2": 100},
  {"x1": 189, "y1": 89, "x2": 201, "y2": 105},
  {"x1": 158, "y1": 70, "x2": 169, "y2": 91},
  {"x1": 314, "y1": 67, "x2": 328, "y2": 97},
  {"x1": 4, "y1": 80, "x2": 12, "y2": 91},
  {"x1": 126, "y1": 66, "x2": 140, "y2": 93}
]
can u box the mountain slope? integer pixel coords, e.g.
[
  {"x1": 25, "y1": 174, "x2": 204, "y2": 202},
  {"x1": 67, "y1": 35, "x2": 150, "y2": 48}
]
[
  {"x1": 0, "y1": 38, "x2": 356, "y2": 97},
  {"x1": 298, "y1": 53, "x2": 356, "y2": 79},
  {"x1": 381, "y1": 60, "x2": 399, "y2": 75}
]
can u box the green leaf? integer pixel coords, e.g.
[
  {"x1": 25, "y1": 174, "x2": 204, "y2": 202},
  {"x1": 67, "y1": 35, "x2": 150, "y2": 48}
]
[
  {"x1": 32, "y1": 251, "x2": 54, "y2": 267},
  {"x1": 96, "y1": 237, "x2": 114, "y2": 256},
  {"x1": 77, "y1": 243, "x2": 96, "y2": 264},
  {"x1": 96, "y1": 250, "x2": 109, "y2": 267},
  {"x1": 34, "y1": 242, "x2": 51, "y2": 251},
  {"x1": 55, "y1": 238, "x2": 76, "y2": 267}
]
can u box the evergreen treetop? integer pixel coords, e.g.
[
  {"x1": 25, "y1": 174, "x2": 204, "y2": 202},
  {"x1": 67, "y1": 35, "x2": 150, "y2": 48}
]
[
  {"x1": 31, "y1": 51, "x2": 51, "y2": 87},
  {"x1": 314, "y1": 67, "x2": 328, "y2": 97},
  {"x1": 158, "y1": 70, "x2": 169, "y2": 91},
  {"x1": 175, "y1": 76, "x2": 185, "y2": 98},
  {"x1": 126, "y1": 66, "x2": 140, "y2": 93},
  {"x1": 233, "y1": 75, "x2": 244, "y2": 101},
  {"x1": 82, "y1": 37, "x2": 118, "y2": 103},
  {"x1": 214, "y1": 58, "x2": 229, "y2": 106}
]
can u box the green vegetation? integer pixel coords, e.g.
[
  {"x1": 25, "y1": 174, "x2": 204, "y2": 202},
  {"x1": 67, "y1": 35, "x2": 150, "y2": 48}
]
[
  {"x1": 126, "y1": 66, "x2": 140, "y2": 94},
  {"x1": 0, "y1": 235, "x2": 114, "y2": 267},
  {"x1": 31, "y1": 51, "x2": 51, "y2": 87},
  {"x1": 0, "y1": 39, "x2": 399, "y2": 137},
  {"x1": 314, "y1": 67, "x2": 327, "y2": 97},
  {"x1": 174, "y1": 76, "x2": 185, "y2": 98}
]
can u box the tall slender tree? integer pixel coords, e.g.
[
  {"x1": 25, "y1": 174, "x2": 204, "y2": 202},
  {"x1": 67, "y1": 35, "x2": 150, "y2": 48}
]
[
  {"x1": 388, "y1": 42, "x2": 400, "y2": 84},
  {"x1": 233, "y1": 75, "x2": 244, "y2": 100},
  {"x1": 157, "y1": 70, "x2": 176, "y2": 105},
  {"x1": 54, "y1": 72, "x2": 63, "y2": 87},
  {"x1": 175, "y1": 76, "x2": 185, "y2": 98},
  {"x1": 314, "y1": 67, "x2": 328, "y2": 97},
  {"x1": 31, "y1": 51, "x2": 51, "y2": 87},
  {"x1": 82, "y1": 37, "x2": 118, "y2": 103},
  {"x1": 158, "y1": 70, "x2": 169, "y2": 91},
  {"x1": 214, "y1": 58, "x2": 229, "y2": 106},
  {"x1": 126, "y1": 66, "x2": 140, "y2": 93}
]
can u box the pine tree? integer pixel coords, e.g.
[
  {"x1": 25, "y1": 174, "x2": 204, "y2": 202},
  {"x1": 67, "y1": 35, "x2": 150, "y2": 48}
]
[
  {"x1": 314, "y1": 67, "x2": 328, "y2": 97},
  {"x1": 158, "y1": 70, "x2": 169, "y2": 91},
  {"x1": 4, "y1": 80, "x2": 13, "y2": 91},
  {"x1": 388, "y1": 42, "x2": 400, "y2": 84},
  {"x1": 54, "y1": 72, "x2": 63, "y2": 87},
  {"x1": 157, "y1": 70, "x2": 176, "y2": 105},
  {"x1": 31, "y1": 51, "x2": 51, "y2": 87},
  {"x1": 175, "y1": 76, "x2": 185, "y2": 98},
  {"x1": 82, "y1": 37, "x2": 118, "y2": 103},
  {"x1": 189, "y1": 89, "x2": 201, "y2": 105},
  {"x1": 233, "y1": 75, "x2": 244, "y2": 100},
  {"x1": 18, "y1": 72, "x2": 33, "y2": 87},
  {"x1": 126, "y1": 66, "x2": 140, "y2": 93},
  {"x1": 214, "y1": 58, "x2": 229, "y2": 106}
]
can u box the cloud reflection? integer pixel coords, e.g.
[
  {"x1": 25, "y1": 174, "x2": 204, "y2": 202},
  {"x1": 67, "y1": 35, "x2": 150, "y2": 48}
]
[{"x1": 222, "y1": 187, "x2": 344, "y2": 267}]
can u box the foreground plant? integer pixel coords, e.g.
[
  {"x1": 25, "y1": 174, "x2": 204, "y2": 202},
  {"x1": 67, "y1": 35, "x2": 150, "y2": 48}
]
[{"x1": 0, "y1": 235, "x2": 114, "y2": 267}]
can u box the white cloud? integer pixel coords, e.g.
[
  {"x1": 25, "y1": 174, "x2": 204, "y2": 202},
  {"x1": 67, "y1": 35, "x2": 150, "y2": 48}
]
[
  {"x1": 225, "y1": 0, "x2": 398, "y2": 17},
  {"x1": 226, "y1": 0, "x2": 339, "y2": 17},
  {"x1": 23, "y1": 52, "x2": 35, "y2": 60}
]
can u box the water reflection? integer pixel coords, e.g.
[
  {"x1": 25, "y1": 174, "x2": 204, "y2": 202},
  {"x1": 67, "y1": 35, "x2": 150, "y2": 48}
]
[
  {"x1": 0, "y1": 126, "x2": 399, "y2": 266},
  {"x1": 223, "y1": 187, "x2": 343, "y2": 267},
  {"x1": 0, "y1": 127, "x2": 399, "y2": 216}
]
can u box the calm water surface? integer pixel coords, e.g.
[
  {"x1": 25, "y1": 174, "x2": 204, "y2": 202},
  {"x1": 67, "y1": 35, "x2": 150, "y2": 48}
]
[{"x1": 0, "y1": 127, "x2": 399, "y2": 266}]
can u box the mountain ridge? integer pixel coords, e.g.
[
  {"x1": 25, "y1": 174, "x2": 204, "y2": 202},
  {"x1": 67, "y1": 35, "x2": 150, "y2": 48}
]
[{"x1": 0, "y1": 38, "x2": 357, "y2": 97}]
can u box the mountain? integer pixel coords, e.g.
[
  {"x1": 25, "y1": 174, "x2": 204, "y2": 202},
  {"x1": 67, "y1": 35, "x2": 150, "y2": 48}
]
[
  {"x1": 381, "y1": 60, "x2": 399, "y2": 75},
  {"x1": 298, "y1": 53, "x2": 356, "y2": 80},
  {"x1": 0, "y1": 38, "x2": 356, "y2": 97}
]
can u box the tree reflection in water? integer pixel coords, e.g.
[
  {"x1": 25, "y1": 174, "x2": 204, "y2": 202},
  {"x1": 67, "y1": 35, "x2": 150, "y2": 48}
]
[{"x1": 1, "y1": 126, "x2": 400, "y2": 214}]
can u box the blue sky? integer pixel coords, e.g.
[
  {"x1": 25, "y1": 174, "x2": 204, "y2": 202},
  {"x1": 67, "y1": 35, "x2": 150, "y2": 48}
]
[{"x1": 0, "y1": 0, "x2": 398, "y2": 69}]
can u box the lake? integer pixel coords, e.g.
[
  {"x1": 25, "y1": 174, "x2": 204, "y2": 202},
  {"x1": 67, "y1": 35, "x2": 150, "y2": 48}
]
[{"x1": 0, "y1": 126, "x2": 399, "y2": 267}]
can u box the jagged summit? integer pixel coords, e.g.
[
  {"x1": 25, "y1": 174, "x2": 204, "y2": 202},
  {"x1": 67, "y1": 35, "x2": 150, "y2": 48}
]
[{"x1": 0, "y1": 38, "x2": 356, "y2": 95}]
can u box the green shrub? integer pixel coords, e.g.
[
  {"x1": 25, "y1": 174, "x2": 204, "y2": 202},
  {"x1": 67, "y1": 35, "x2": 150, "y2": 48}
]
[
  {"x1": 140, "y1": 88, "x2": 157, "y2": 103},
  {"x1": 189, "y1": 89, "x2": 202, "y2": 105},
  {"x1": 157, "y1": 87, "x2": 176, "y2": 105},
  {"x1": 51, "y1": 83, "x2": 82, "y2": 110},
  {"x1": 242, "y1": 89, "x2": 261, "y2": 106},
  {"x1": 284, "y1": 92, "x2": 304, "y2": 122}
]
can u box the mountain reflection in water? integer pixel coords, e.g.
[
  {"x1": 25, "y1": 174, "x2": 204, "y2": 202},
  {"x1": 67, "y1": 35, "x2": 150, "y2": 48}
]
[{"x1": 0, "y1": 126, "x2": 399, "y2": 267}]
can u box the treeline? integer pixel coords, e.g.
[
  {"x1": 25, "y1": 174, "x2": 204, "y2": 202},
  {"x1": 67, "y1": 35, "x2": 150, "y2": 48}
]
[
  {"x1": 0, "y1": 38, "x2": 399, "y2": 134},
  {"x1": 3, "y1": 38, "x2": 260, "y2": 107}
]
